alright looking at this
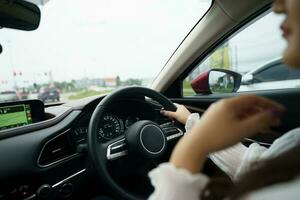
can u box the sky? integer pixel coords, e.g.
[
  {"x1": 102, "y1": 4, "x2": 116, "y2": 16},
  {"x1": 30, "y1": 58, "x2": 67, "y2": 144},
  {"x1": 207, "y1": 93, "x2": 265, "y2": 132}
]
[{"x1": 0, "y1": 0, "x2": 212, "y2": 90}]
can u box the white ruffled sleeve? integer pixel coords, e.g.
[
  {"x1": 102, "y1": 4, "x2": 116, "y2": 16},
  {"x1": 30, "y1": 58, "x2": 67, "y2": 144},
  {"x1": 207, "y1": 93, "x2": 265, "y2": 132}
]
[
  {"x1": 209, "y1": 143, "x2": 267, "y2": 180},
  {"x1": 185, "y1": 113, "x2": 200, "y2": 132},
  {"x1": 148, "y1": 163, "x2": 210, "y2": 200},
  {"x1": 209, "y1": 143, "x2": 248, "y2": 179}
]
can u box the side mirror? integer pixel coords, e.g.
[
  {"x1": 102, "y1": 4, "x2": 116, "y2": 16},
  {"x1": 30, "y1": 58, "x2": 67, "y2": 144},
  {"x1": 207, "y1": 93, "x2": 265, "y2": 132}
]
[
  {"x1": 0, "y1": 0, "x2": 41, "y2": 31},
  {"x1": 190, "y1": 69, "x2": 242, "y2": 94}
]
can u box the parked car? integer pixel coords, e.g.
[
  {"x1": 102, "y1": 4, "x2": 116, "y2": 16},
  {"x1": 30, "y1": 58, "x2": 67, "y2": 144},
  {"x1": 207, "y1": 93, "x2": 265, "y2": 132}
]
[
  {"x1": 239, "y1": 58, "x2": 300, "y2": 92},
  {"x1": 38, "y1": 87, "x2": 60, "y2": 102},
  {"x1": 0, "y1": 90, "x2": 19, "y2": 102}
]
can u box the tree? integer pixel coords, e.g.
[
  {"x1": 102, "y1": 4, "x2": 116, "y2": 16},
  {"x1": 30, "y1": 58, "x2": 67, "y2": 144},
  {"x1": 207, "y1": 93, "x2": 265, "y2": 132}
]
[
  {"x1": 116, "y1": 76, "x2": 121, "y2": 86},
  {"x1": 123, "y1": 78, "x2": 142, "y2": 86}
]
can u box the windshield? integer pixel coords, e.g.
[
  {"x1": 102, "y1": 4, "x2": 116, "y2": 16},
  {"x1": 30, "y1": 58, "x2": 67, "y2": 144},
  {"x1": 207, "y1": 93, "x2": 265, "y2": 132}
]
[{"x1": 0, "y1": 0, "x2": 211, "y2": 104}]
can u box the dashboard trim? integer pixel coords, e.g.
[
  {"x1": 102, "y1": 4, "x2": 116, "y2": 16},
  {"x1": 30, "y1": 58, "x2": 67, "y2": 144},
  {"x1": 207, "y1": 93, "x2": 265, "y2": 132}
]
[
  {"x1": 22, "y1": 169, "x2": 87, "y2": 200},
  {"x1": 106, "y1": 138, "x2": 128, "y2": 160},
  {"x1": 166, "y1": 128, "x2": 184, "y2": 140},
  {"x1": 244, "y1": 138, "x2": 272, "y2": 146},
  {"x1": 52, "y1": 168, "x2": 86, "y2": 188}
]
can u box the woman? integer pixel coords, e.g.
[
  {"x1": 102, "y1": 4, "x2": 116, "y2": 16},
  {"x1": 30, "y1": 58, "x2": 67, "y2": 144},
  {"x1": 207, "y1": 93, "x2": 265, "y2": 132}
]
[{"x1": 149, "y1": 0, "x2": 300, "y2": 199}]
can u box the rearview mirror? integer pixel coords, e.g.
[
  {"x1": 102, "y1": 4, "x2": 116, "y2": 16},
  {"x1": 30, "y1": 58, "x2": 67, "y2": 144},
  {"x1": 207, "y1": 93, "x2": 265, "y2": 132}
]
[
  {"x1": 190, "y1": 69, "x2": 242, "y2": 94},
  {"x1": 0, "y1": 0, "x2": 41, "y2": 31}
]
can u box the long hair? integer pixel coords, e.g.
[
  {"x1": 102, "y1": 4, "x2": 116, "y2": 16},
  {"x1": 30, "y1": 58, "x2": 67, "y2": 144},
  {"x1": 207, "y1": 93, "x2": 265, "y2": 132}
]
[{"x1": 201, "y1": 145, "x2": 300, "y2": 199}]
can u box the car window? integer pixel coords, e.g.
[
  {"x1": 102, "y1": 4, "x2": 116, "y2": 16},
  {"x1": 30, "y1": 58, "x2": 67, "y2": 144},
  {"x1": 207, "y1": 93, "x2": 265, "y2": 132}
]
[
  {"x1": 183, "y1": 12, "x2": 296, "y2": 96},
  {"x1": 0, "y1": 0, "x2": 212, "y2": 104},
  {"x1": 254, "y1": 63, "x2": 300, "y2": 83},
  {"x1": 254, "y1": 63, "x2": 289, "y2": 82}
]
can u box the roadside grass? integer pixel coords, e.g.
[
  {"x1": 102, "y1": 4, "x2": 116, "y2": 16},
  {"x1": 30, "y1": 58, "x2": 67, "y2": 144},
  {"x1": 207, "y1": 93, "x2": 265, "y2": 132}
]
[
  {"x1": 68, "y1": 90, "x2": 112, "y2": 100},
  {"x1": 182, "y1": 80, "x2": 196, "y2": 96}
]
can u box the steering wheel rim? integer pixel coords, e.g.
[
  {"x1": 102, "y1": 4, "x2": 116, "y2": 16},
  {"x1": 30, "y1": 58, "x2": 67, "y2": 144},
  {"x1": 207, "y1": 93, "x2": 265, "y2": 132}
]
[{"x1": 88, "y1": 86, "x2": 177, "y2": 200}]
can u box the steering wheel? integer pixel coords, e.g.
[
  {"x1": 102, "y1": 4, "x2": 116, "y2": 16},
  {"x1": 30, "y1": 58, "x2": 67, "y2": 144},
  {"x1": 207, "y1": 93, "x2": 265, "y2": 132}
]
[{"x1": 88, "y1": 87, "x2": 179, "y2": 200}]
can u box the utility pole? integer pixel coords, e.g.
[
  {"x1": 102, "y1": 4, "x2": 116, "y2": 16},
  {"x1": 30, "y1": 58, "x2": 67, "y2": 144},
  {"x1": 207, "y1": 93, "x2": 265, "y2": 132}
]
[
  {"x1": 7, "y1": 40, "x2": 17, "y2": 90},
  {"x1": 49, "y1": 71, "x2": 54, "y2": 85}
]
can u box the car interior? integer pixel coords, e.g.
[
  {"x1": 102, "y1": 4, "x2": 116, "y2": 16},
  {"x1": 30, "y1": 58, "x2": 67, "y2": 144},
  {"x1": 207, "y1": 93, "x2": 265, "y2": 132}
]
[{"x1": 1, "y1": 0, "x2": 300, "y2": 200}]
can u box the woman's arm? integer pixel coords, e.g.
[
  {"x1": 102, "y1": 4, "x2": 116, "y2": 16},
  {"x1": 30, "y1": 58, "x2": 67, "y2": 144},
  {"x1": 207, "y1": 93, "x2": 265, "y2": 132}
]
[
  {"x1": 148, "y1": 96, "x2": 284, "y2": 200},
  {"x1": 183, "y1": 112, "x2": 251, "y2": 178},
  {"x1": 169, "y1": 95, "x2": 284, "y2": 174},
  {"x1": 161, "y1": 103, "x2": 269, "y2": 179}
]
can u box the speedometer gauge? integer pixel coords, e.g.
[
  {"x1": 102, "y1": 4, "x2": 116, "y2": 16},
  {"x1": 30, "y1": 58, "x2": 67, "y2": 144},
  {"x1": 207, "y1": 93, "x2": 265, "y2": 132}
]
[{"x1": 98, "y1": 114, "x2": 124, "y2": 140}]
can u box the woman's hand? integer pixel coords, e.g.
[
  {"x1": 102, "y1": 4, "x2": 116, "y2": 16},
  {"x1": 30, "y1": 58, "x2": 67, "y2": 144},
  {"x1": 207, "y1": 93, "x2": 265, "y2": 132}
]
[
  {"x1": 160, "y1": 104, "x2": 191, "y2": 124},
  {"x1": 190, "y1": 95, "x2": 285, "y2": 153},
  {"x1": 170, "y1": 95, "x2": 286, "y2": 173}
]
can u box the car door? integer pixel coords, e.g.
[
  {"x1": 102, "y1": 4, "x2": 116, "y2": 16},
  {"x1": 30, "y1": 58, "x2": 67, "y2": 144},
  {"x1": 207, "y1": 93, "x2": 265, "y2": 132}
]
[{"x1": 164, "y1": 10, "x2": 300, "y2": 146}]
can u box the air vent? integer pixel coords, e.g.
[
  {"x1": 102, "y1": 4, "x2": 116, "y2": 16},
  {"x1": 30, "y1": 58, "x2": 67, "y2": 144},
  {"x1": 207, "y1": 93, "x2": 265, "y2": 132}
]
[{"x1": 37, "y1": 129, "x2": 78, "y2": 167}]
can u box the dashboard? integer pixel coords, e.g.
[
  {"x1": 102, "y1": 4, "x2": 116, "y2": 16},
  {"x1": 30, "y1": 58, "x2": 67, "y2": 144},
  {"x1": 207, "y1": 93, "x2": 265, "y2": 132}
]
[
  {"x1": 0, "y1": 95, "x2": 178, "y2": 200},
  {"x1": 70, "y1": 99, "x2": 162, "y2": 145}
]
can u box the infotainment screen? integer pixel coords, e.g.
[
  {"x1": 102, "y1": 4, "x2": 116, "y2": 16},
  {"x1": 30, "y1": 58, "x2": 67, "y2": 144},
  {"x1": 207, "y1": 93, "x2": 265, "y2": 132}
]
[{"x1": 0, "y1": 104, "x2": 33, "y2": 130}]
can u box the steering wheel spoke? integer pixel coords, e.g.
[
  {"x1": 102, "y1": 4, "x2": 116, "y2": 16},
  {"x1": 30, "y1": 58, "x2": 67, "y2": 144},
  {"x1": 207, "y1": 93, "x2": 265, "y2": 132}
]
[
  {"x1": 159, "y1": 122, "x2": 184, "y2": 141},
  {"x1": 106, "y1": 137, "x2": 128, "y2": 160}
]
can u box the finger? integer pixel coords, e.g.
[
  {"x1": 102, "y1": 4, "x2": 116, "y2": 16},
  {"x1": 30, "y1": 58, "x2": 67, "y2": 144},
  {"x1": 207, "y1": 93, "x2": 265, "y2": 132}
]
[
  {"x1": 228, "y1": 95, "x2": 286, "y2": 112},
  {"x1": 241, "y1": 110, "x2": 281, "y2": 136},
  {"x1": 256, "y1": 98, "x2": 285, "y2": 112},
  {"x1": 160, "y1": 110, "x2": 176, "y2": 118},
  {"x1": 237, "y1": 106, "x2": 262, "y2": 119}
]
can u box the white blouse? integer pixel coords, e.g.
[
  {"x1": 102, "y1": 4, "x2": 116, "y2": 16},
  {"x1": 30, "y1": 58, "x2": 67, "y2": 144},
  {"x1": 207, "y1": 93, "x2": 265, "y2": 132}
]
[{"x1": 148, "y1": 114, "x2": 300, "y2": 200}]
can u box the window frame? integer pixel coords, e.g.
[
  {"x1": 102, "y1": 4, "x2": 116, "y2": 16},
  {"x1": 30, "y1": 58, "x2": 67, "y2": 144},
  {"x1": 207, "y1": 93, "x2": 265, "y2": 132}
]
[
  {"x1": 164, "y1": 6, "x2": 273, "y2": 98},
  {"x1": 183, "y1": 8, "x2": 284, "y2": 97}
]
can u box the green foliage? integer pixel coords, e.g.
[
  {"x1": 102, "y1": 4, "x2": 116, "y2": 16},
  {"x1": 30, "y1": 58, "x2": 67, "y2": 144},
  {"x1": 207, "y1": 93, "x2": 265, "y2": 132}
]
[
  {"x1": 182, "y1": 80, "x2": 196, "y2": 96},
  {"x1": 68, "y1": 90, "x2": 112, "y2": 100},
  {"x1": 54, "y1": 81, "x2": 75, "y2": 92},
  {"x1": 121, "y1": 78, "x2": 142, "y2": 86}
]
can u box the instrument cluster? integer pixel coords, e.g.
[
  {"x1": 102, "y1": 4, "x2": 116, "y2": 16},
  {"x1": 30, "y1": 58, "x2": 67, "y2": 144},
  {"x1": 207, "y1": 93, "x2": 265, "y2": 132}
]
[{"x1": 70, "y1": 100, "x2": 157, "y2": 144}]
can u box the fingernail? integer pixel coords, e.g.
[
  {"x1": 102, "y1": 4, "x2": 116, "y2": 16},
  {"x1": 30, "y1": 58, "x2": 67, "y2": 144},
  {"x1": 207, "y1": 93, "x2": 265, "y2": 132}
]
[{"x1": 160, "y1": 110, "x2": 165, "y2": 114}]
